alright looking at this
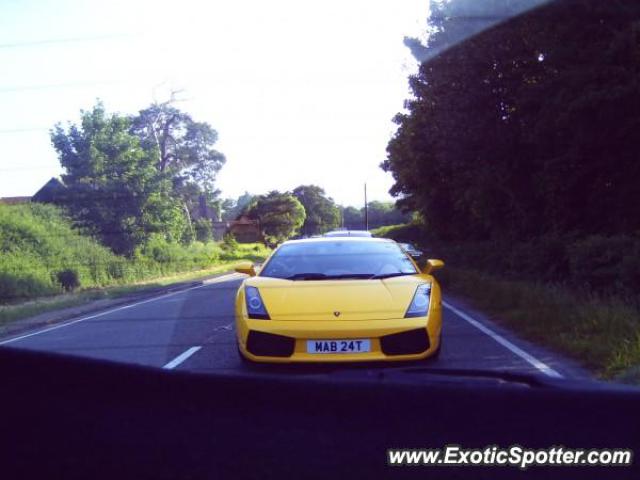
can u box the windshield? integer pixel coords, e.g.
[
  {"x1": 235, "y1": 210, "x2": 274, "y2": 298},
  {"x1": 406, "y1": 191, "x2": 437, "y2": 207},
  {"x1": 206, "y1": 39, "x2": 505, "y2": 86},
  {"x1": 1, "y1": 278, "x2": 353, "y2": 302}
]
[
  {"x1": 2, "y1": 3, "x2": 640, "y2": 471},
  {"x1": 2, "y1": 0, "x2": 639, "y2": 382},
  {"x1": 260, "y1": 241, "x2": 417, "y2": 279}
]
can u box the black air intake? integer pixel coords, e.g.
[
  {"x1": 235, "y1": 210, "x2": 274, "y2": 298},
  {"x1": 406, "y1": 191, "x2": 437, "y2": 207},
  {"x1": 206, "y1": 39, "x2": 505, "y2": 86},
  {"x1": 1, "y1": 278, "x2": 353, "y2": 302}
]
[
  {"x1": 380, "y1": 328, "x2": 430, "y2": 356},
  {"x1": 246, "y1": 331, "x2": 295, "y2": 357}
]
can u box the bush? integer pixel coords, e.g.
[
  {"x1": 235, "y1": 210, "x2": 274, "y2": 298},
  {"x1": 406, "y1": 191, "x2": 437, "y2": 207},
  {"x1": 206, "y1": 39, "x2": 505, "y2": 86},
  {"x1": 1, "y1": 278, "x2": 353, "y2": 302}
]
[
  {"x1": 0, "y1": 204, "x2": 122, "y2": 302},
  {"x1": 56, "y1": 269, "x2": 80, "y2": 291},
  {"x1": 0, "y1": 273, "x2": 54, "y2": 301},
  {"x1": 106, "y1": 258, "x2": 128, "y2": 280},
  {"x1": 567, "y1": 235, "x2": 640, "y2": 294},
  {"x1": 370, "y1": 223, "x2": 424, "y2": 243},
  {"x1": 141, "y1": 234, "x2": 182, "y2": 264},
  {"x1": 423, "y1": 232, "x2": 640, "y2": 298},
  {"x1": 222, "y1": 233, "x2": 238, "y2": 251},
  {"x1": 194, "y1": 218, "x2": 213, "y2": 243},
  {"x1": 0, "y1": 203, "x2": 270, "y2": 305}
]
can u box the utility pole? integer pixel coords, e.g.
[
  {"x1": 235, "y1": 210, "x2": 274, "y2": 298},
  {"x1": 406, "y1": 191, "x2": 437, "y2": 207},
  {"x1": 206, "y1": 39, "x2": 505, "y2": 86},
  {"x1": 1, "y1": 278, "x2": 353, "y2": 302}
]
[{"x1": 364, "y1": 183, "x2": 369, "y2": 231}]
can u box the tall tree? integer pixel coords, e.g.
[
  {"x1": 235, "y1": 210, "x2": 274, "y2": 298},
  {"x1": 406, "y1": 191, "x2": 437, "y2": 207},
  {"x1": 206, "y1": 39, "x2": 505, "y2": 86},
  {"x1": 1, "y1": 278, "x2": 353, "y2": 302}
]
[
  {"x1": 131, "y1": 102, "x2": 226, "y2": 190},
  {"x1": 383, "y1": 0, "x2": 640, "y2": 241},
  {"x1": 340, "y1": 206, "x2": 363, "y2": 230},
  {"x1": 246, "y1": 191, "x2": 306, "y2": 245},
  {"x1": 292, "y1": 185, "x2": 340, "y2": 236},
  {"x1": 131, "y1": 101, "x2": 226, "y2": 222},
  {"x1": 51, "y1": 103, "x2": 186, "y2": 255}
]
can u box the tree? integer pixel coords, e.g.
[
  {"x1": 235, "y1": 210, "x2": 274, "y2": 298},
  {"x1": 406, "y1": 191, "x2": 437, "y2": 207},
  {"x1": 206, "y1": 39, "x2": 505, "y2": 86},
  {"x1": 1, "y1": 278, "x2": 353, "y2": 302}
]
[
  {"x1": 383, "y1": 0, "x2": 640, "y2": 242},
  {"x1": 131, "y1": 102, "x2": 226, "y2": 192},
  {"x1": 51, "y1": 102, "x2": 186, "y2": 255},
  {"x1": 339, "y1": 203, "x2": 410, "y2": 230},
  {"x1": 341, "y1": 206, "x2": 363, "y2": 229},
  {"x1": 131, "y1": 101, "x2": 226, "y2": 224},
  {"x1": 246, "y1": 191, "x2": 306, "y2": 245},
  {"x1": 194, "y1": 218, "x2": 213, "y2": 242},
  {"x1": 292, "y1": 185, "x2": 340, "y2": 236},
  {"x1": 366, "y1": 201, "x2": 412, "y2": 229},
  {"x1": 221, "y1": 192, "x2": 254, "y2": 221}
]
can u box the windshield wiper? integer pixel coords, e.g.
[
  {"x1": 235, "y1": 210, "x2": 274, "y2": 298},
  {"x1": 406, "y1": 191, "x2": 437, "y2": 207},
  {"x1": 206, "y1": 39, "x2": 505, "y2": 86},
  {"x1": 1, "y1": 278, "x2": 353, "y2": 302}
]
[
  {"x1": 327, "y1": 273, "x2": 374, "y2": 279},
  {"x1": 369, "y1": 272, "x2": 415, "y2": 279},
  {"x1": 286, "y1": 273, "x2": 374, "y2": 281},
  {"x1": 286, "y1": 273, "x2": 329, "y2": 280}
]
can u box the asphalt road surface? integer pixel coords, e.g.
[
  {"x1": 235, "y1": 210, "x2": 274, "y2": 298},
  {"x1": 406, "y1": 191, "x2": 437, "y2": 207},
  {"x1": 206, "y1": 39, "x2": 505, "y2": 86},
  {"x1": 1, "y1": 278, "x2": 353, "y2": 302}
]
[{"x1": 0, "y1": 273, "x2": 590, "y2": 381}]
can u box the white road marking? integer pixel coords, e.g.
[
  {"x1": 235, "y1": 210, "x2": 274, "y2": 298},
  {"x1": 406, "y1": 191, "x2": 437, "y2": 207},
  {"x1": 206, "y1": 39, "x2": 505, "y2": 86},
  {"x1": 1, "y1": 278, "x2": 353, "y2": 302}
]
[
  {"x1": 0, "y1": 272, "x2": 242, "y2": 346},
  {"x1": 163, "y1": 346, "x2": 202, "y2": 369},
  {"x1": 212, "y1": 322, "x2": 234, "y2": 332},
  {"x1": 204, "y1": 272, "x2": 244, "y2": 284},
  {"x1": 442, "y1": 300, "x2": 563, "y2": 378}
]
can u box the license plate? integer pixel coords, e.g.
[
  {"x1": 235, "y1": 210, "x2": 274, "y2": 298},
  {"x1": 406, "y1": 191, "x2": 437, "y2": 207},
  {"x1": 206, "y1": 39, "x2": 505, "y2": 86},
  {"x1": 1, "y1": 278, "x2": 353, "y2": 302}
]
[{"x1": 307, "y1": 339, "x2": 371, "y2": 354}]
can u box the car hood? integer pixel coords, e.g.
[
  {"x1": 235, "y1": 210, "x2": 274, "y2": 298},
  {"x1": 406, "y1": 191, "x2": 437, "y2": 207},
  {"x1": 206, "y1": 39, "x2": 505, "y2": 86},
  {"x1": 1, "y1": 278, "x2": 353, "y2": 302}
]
[{"x1": 244, "y1": 275, "x2": 429, "y2": 321}]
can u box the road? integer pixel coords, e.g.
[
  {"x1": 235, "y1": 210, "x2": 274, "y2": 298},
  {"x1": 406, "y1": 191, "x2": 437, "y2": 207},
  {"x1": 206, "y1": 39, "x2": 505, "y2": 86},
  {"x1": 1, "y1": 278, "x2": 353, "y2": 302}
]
[{"x1": 0, "y1": 273, "x2": 590, "y2": 381}]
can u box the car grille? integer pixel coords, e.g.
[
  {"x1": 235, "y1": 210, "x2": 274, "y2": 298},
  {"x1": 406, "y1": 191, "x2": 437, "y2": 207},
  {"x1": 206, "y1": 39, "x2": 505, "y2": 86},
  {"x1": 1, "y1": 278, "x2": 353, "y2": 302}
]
[
  {"x1": 380, "y1": 328, "x2": 430, "y2": 356},
  {"x1": 246, "y1": 330, "x2": 295, "y2": 357}
]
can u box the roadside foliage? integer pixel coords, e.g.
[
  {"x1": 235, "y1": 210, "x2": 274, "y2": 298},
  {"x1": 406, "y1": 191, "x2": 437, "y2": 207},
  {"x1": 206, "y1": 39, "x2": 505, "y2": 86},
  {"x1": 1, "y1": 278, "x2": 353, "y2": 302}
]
[
  {"x1": 384, "y1": 0, "x2": 640, "y2": 243},
  {"x1": 0, "y1": 203, "x2": 268, "y2": 305},
  {"x1": 380, "y1": 0, "x2": 640, "y2": 379},
  {"x1": 245, "y1": 191, "x2": 306, "y2": 245}
]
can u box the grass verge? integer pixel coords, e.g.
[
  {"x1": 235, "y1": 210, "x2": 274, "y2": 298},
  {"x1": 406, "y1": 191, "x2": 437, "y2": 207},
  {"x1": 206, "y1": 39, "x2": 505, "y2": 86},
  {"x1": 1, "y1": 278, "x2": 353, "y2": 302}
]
[
  {"x1": 0, "y1": 253, "x2": 268, "y2": 327},
  {"x1": 437, "y1": 267, "x2": 640, "y2": 381},
  {"x1": 0, "y1": 203, "x2": 272, "y2": 303}
]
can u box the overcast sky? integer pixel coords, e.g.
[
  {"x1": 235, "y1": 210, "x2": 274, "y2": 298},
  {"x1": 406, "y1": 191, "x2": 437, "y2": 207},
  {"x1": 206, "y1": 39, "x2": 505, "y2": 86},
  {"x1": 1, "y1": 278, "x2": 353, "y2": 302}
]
[{"x1": 0, "y1": 0, "x2": 428, "y2": 207}]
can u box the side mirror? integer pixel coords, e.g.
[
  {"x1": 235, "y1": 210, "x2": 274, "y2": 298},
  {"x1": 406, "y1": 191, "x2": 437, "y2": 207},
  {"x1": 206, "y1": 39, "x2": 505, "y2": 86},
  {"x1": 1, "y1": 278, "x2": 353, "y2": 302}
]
[
  {"x1": 422, "y1": 259, "x2": 444, "y2": 275},
  {"x1": 235, "y1": 261, "x2": 257, "y2": 277}
]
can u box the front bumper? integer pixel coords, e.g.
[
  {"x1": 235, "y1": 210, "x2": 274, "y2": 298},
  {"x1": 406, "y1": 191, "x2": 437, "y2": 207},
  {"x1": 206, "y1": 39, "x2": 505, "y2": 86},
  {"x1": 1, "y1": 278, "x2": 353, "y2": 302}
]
[{"x1": 236, "y1": 316, "x2": 442, "y2": 363}]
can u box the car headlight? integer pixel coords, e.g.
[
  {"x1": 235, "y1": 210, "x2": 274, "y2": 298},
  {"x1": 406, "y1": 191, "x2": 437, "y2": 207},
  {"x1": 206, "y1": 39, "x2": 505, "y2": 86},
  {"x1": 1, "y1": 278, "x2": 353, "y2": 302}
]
[
  {"x1": 404, "y1": 284, "x2": 432, "y2": 318},
  {"x1": 245, "y1": 286, "x2": 270, "y2": 320}
]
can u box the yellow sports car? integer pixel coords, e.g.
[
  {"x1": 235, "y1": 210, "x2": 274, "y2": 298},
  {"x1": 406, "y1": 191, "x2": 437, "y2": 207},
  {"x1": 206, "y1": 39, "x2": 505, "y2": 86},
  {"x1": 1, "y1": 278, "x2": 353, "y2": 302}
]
[{"x1": 234, "y1": 237, "x2": 444, "y2": 363}]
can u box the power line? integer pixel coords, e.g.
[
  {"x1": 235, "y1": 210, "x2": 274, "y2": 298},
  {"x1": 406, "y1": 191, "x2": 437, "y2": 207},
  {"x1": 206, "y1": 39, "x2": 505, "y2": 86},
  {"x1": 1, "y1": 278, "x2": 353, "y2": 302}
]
[
  {"x1": 0, "y1": 79, "x2": 128, "y2": 94},
  {"x1": 0, "y1": 164, "x2": 56, "y2": 172},
  {"x1": 0, "y1": 127, "x2": 49, "y2": 135},
  {"x1": 0, "y1": 33, "x2": 134, "y2": 50}
]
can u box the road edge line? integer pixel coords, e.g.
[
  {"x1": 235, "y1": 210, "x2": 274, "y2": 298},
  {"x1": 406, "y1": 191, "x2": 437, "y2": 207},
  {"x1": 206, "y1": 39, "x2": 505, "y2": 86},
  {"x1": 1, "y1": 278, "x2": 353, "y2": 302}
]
[
  {"x1": 0, "y1": 272, "x2": 246, "y2": 346},
  {"x1": 0, "y1": 284, "x2": 210, "y2": 346},
  {"x1": 443, "y1": 300, "x2": 563, "y2": 378}
]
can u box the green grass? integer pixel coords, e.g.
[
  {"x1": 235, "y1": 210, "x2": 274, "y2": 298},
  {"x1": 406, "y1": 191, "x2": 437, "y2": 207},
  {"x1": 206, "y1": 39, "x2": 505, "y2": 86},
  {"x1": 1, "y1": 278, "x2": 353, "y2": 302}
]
[
  {"x1": 219, "y1": 242, "x2": 271, "y2": 263},
  {"x1": 0, "y1": 258, "x2": 268, "y2": 327},
  {"x1": 1, "y1": 202, "x2": 126, "y2": 300},
  {"x1": 0, "y1": 203, "x2": 271, "y2": 305},
  {"x1": 438, "y1": 267, "x2": 640, "y2": 380},
  {"x1": 373, "y1": 222, "x2": 640, "y2": 382}
]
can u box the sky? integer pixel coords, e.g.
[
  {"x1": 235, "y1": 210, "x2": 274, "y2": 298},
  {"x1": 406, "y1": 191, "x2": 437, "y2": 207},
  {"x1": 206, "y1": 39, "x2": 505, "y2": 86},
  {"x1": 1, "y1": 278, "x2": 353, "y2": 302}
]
[{"x1": 0, "y1": 0, "x2": 428, "y2": 207}]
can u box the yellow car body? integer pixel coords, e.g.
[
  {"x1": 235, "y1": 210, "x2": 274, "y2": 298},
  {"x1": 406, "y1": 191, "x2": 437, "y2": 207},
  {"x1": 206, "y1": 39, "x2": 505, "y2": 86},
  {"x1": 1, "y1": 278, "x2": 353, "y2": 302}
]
[{"x1": 234, "y1": 237, "x2": 443, "y2": 363}]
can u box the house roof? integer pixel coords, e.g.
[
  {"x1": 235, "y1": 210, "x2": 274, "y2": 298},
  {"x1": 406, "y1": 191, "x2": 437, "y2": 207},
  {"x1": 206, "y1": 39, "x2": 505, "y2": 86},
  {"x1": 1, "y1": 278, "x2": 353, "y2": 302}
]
[{"x1": 32, "y1": 177, "x2": 65, "y2": 202}]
